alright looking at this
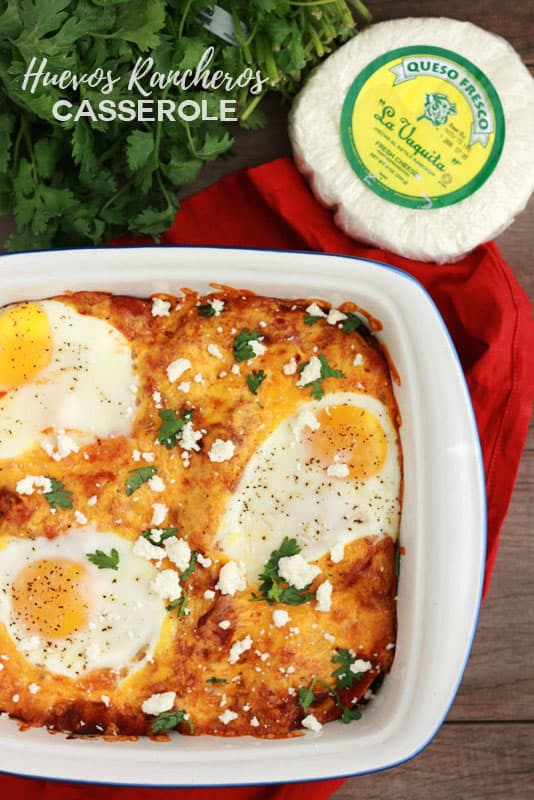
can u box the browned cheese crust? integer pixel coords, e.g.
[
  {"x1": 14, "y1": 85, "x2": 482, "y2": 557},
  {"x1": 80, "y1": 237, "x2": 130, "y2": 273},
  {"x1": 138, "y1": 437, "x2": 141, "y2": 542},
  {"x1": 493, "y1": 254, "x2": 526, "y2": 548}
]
[{"x1": 0, "y1": 288, "x2": 400, "y2": 738}]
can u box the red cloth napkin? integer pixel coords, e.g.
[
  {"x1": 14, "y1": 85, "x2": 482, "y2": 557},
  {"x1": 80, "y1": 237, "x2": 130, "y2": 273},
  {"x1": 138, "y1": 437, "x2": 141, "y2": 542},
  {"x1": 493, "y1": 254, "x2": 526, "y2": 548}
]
[
  {"x1": 0, "y1": 777, "x2": 345, "y2": 800},
  {"x1": 5, "y1": 157, "x2": 532, "y2": 800}
]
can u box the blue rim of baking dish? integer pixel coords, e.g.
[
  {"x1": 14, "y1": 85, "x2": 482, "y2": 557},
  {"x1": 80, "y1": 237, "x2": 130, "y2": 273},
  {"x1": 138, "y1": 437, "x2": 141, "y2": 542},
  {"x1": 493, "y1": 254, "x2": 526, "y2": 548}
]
[{"x1": 0, "y1": 245, "x2": 487, "y2": 787}]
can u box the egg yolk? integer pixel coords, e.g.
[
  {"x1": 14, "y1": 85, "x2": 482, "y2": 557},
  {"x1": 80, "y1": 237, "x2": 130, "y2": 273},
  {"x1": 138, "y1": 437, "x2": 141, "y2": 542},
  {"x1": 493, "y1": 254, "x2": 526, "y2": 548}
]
[
  {"x1": 11, "y1": 558, "x2": 90, "y2": 639},
  {"x1": 304, "y1": 405, "x2": 387, "y2": 479},
  {"x1": 0, "y1": 304, "x2": 52, "y2": 391}
]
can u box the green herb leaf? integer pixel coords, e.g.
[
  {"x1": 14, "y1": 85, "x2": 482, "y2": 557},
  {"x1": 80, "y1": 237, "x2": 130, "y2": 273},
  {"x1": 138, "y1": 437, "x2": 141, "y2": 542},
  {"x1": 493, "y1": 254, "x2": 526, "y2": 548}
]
[
  {"x1": 126, "y1": 130, "x2": 155, "y2": 172},
  {"x1": 207, "y1": 677, "x2": 227, "y2": 685},
  {"x1": 197, "y1": 304, "x2": 215, "y2": 318},
  {"x1": 87, "y1": 548, "x2": 119, "y2": 571},
  {"x1": 168, "y1": 592, "x2": 188, "y2": 618},
  {"x1": 342, "y1": 706, "x2": 362, "y2": 723},
  {"x1": 44, "y1": 478, "x2": 73, "y2": 510},
  {"x1": 332, "y1": 649, "x2": 363, "y2": 690},
  {"x1": 142, "y1": 527, "x2": 179, "y2": 546},
  {"x1": 19, "y1": 0, "x2": 70, "y2": 39},
  {"x1": 233, "y1": 328, "x2": 263, "y2": 362},
  {"x1": 157, "y1": 409, "x2": 193, "y2": 450},
  {"x1": 247, "y1": 369, "x2": 266, "y2": 396},
  {"x1": 125, "y1": 466, "x2": 157, "y2": 496},
  {"x1": 304, "y1": 314, "x2": 321, "y2": 326},
  {"x1": 299, "y1": 354, "x2": 345, "y2": 401},
  {"x1": 256, "y1": 537, "x2": 315, "y2": 606},
  {"x1": 340, "y1": 313, "x2": 372, "y2": 338},
  {"x1": 180, "y1": 551, "x2": 199, "y2": 583},
  {"x1": 310, "y1": 380, "x2": 325, "y2": 401},
  {"x1": 317, "y1": 354, "x2": 345, "y2": 380},
  {"x1": 298, "y1": 675, "x2": 339, "y2": 712},
  {"x1": 298, "y1": 684, "x2": 316, "y2": 713},
  {"x1": 151, "y1": 708, "x2": 193, "y2": 734},
  {"x1": 194, "y1": 130, "x2": 234, "y2": 161}
]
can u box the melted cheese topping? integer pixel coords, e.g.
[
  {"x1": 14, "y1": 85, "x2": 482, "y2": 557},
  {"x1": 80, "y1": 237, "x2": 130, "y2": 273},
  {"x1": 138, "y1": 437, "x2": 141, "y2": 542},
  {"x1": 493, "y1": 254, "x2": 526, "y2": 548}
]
[{"x1": 0, "y1": 289, "x2": 401, "y2": 739}]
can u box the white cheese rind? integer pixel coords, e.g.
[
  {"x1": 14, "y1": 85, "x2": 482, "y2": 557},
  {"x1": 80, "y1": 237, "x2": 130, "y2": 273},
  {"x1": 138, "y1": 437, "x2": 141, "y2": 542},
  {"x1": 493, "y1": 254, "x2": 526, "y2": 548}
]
[{"x1": 289, "y1": 18, "x2": 534, "y2": 263}]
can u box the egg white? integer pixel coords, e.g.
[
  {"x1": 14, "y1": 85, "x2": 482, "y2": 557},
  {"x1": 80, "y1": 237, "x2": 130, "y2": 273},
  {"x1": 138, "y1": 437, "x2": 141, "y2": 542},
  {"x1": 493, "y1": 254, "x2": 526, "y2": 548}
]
[
  {"x1": 217, "y1": 392, "x2": 401, "y2": 581},
  {"x1": 0, "y1": 528, "x2": 166, "y2": 679},
  {"x1": 0, "y1": 300, "x2": 138, "y2": 460}
]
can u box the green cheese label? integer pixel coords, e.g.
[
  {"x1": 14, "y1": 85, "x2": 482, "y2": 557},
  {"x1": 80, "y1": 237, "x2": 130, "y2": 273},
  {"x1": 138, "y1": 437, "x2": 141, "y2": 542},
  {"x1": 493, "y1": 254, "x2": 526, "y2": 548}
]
[{"x1": 340, "y1": 46, "x2": 505, "y2": 209}]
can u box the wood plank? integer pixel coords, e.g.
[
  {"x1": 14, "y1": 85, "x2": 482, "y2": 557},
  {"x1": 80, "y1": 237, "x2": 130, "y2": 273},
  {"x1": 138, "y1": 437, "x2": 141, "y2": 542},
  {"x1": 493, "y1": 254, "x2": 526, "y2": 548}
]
[
  {"x1": 370, "y1": 0, "x2": 534, "y2": 66},
  {"x1": 446, "y1": 429, "x2": 533, "y2": 720},
  {"x1": 331, "y1": 723, "x2": 534, "y2": 800}
]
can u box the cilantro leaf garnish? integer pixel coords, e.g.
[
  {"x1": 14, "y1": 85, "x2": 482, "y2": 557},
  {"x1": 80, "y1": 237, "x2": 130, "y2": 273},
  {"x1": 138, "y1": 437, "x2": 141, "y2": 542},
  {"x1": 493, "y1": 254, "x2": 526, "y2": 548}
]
[
  {"x1": 318, "y1": 354, "x2": 345, "y2": 380},
  {"x1": 180, "y1": 551, "x2": 199, "y2": 583},
  {"x1": 87, "y1": 548, "x2": 119, "y2": 571},
  {"x1": 151, "y1": 709, "x2": 193, "y2": 735},
  {"x1": 166, "y1": 551, "x2": 199, "y2": 617},
  {"x1": 341, "y1": 312, "x2": 372, "y2": 338},
  {"x1": 304, "y1": 314, "x2": 321, "y2": 325},
  {"x1": 298, "y1": 676, "x2": 339, "y2": 713},
  {"x1": 125, "y1": 466, "x2": 157, "y2": 496},
  {"x1": 310, "y1": 381, "x2": 325, "y2": 401},
  {"x1": 207, "y1": 677, "x2": 227, "y2": 685},
  {"x1": 299, "y1": 354, "x2": 345, "y2": 401},
  {"x1": 342, "y1": 707, "x2": 362, "y2": 723},
  {"x1": 298, "y1": 684, "x2": 316, "y2": 713},
  {"x1": 167, "y1": 592, "x2": 189, "y2": 617},
  {"x1": 332, "y1": 649, "x2": 364, "y2": 690},
  {"x1": 247, "y1": 369, "x2": 267, "y2": 395},
  {"x1": 233, "y1": 328, "x2": 263, "y2": 362},
  {"x1": 43, "y1": 478, "x2": 73, "y2": 510},
  {"x1": 197, "y1": 304, "x2": 215, "y2": 317},
  {"x1": 142, "y1": 527, "x2": 179, "y2": 547},
  {"x1": 255, "y1": 537, "x2": 315, "y2": 606},
  {"x1": 157, "y1": 408, "x2": 193, "y2": 450}
]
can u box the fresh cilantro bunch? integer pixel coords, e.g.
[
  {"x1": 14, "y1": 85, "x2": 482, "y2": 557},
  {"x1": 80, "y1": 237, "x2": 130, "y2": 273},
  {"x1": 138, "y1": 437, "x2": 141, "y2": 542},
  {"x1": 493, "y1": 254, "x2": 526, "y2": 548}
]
[{"x1": 0, "y1": 0, "x2": 370, "y2": 250}]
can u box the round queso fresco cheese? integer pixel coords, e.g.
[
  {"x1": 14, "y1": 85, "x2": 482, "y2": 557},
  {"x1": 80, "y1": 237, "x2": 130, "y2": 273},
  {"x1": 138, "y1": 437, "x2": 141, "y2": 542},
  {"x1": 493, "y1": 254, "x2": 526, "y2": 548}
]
[{"x1": 289, "y1": 18, "x2": 534, "y2": 263}]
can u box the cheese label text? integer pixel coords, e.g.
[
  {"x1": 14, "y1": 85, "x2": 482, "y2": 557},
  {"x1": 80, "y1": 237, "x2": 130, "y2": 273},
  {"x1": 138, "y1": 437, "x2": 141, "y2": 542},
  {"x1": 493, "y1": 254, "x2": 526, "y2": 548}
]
[{"x1": 340, "y1": 47, "x2": 505, "y2": 209}]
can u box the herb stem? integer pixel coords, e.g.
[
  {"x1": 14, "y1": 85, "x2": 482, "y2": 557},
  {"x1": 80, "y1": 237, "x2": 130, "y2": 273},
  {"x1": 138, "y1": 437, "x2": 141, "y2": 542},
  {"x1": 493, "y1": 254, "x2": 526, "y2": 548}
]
[
  {"x1": 307, "y1": 23, "x2": 324, "y2": 57},
  {"x1": 178, "y1": 0, "x2": 194, "y2": 39},
  {"x1": 289, "y1": 1, "x2": 339, "y2": 6},
  {"x1": 348, "y1": 0, "x2": 373, "y2": 22},
  {"x1": 99, "y1": 180, "x2": 133, "y2": 215},
  {"x1": 184, "y1": 122, "x2": 200, "y2": 158},
  {"x1": 12, "y1": 118, "x2": 26, "y2": 171},
  {"x1": 240, "y1": 89, "x2": 267, "y2": 123},
  {"x1": 156, "y1": 170, "x2": 173, "y2": 211},
  {"x1": 230, "y1": 2, "x2": 253, "y2": 63}
]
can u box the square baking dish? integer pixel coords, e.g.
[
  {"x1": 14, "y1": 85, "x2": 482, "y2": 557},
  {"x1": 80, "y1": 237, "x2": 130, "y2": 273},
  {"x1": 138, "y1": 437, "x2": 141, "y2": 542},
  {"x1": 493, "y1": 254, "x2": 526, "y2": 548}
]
[{"x1": 0, "y1": 246, "x2": 485, "y2": 786}]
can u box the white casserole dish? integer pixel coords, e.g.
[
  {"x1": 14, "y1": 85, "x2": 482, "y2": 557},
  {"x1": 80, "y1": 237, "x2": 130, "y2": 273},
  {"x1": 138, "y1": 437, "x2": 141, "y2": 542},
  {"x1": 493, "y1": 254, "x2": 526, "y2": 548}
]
[{"x1": 0, "y1": 246, "x2": 485, "y2": 786}]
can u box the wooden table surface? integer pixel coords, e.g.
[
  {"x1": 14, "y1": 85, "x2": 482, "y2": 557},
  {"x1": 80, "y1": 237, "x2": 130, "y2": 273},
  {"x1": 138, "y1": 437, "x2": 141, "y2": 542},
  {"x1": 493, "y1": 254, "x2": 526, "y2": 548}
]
[{"x1": 0, "y1": 1, "x2": 532, "y2": 797}]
